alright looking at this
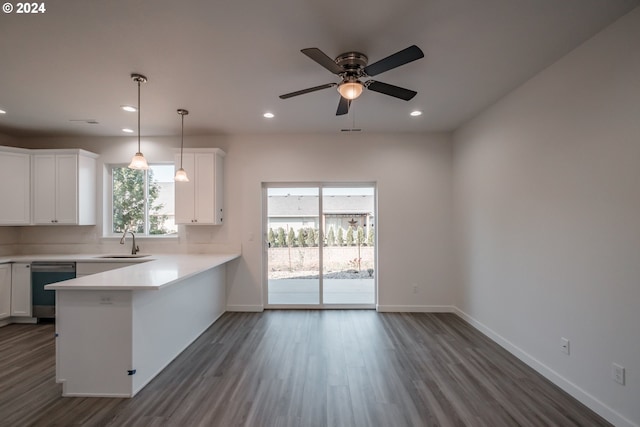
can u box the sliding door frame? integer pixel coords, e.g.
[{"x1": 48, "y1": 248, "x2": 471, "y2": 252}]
[{"x1": 262, "y1": 182, "x2": 377, "y2": 309}]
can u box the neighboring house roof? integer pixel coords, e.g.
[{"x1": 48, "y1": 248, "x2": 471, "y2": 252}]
[{"x1": 267, "y1": 195, "x2": 374, "y2": 217}]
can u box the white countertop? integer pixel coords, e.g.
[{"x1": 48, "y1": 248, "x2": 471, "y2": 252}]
[
  {"x1": 0, "y1": 254, "x2": 156, "y2": 264},
  {"x1": 0, "y1": 253, "x2": 240, "y2": 291}
]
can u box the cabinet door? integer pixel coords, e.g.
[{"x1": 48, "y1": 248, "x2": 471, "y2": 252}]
[
  {"x1": 0, "y1": 265, "x2": 11, "y2": 319},
  {"x1": 214, "y1": 152, "x2": 224, "y2": 224},
  {"x1": 174, "y1": 153, "x2": 196, "y2": 224},
  {"x1": 0, "y1": 151, "x2": 30, "y2": 225},
  {"x1": 33, "y1": 155, "x2": 57, "y2": 224},
  {"x1": 194, "y1": 153, "x2": 215, "y2": 224},
  {"x1": 55, "y1": 155, "x2": 79, "y2": 224},
  {"x1": 11, "y1": 263, "x2": 31, "y2": 317}
]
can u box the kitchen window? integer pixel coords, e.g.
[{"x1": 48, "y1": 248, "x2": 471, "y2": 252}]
[{"x1": 109, "y1": 164, "x2": 177, "y2": 236}]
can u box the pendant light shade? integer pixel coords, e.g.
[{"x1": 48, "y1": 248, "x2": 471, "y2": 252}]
[
  {"x1": 128, "y1": 73, "x2": 149, "y2": 170},
  {"x1": 174, "y1": 168, "x2": 189, "y2": 182},
  {"x1": 129, "y1": 152, "x2": 149, "y2": 169},
  {"x1": 174, "y1": 108, "x2": 190, "y2": 182}
]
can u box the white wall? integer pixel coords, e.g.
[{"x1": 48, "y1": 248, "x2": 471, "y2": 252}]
[
  {"x1": 221, "y1": 133, "x2": 454, "y2": 311},
  {"x1": 453, "y1": 7, "x2": 640, "y2": 427},
  {"x1": 14, "y1": 132, "x2": 455, "y2": 312},
  {"x1": 0, "y1": 227, "x2": 19, "y2": 256}
]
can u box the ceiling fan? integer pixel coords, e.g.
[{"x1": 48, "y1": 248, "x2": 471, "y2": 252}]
[{"x1": 279, "y1": 45, "x2": 424, "y2": 116}]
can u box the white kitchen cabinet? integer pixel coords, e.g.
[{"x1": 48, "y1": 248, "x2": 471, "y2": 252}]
[
  {"x1": 0, "y1": 264, "x2": 11, "y2": 319},
  {"x1": 33, "y1": 149, "x2": 98, "y2": 225},
  {"x1": 0, "y1": 147, "x2": 31, "y2": 225},
  {"x1": 11, "y1": 263, "x2": 31, "y2": 317},
  {"x1": 175, "y1": 149, "x2": 224, "y2": 225}
]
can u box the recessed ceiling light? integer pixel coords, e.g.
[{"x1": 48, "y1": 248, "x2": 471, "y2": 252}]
[
  {"x1": 410, "y1": 110, "x2": 422, "y2": 117},
  {"x1": 0, "y1": 109, "x2": 6, "y2": 115},
  {"x1": 121, "y1": 105, "x2": 137, "y2": 112},
  {"x1": 263, "y1": 112, "x2": 274, "y2": 118},
  {"x1": 122, "y1": 128, "x2": 134, "y2": 133}
]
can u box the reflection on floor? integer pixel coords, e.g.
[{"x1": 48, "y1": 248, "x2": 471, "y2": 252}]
[{"x1": 268, "y1": 279, "x2": 375, "y2": 305}]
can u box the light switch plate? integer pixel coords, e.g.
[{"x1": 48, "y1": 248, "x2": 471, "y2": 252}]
[{"x1": 612, "y1": 363, "x2": 625, "y2": 385}]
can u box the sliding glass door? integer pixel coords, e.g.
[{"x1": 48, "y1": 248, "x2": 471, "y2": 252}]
[
  {"x1": 264, "y1": 184, "x2": 376, "y2": 308},
  {"x1": 266, "y1": 187, "x2": 320, "y2": 305},
  {"x1": 322, "y1": 187, "x2": 375, "y2": 305}
]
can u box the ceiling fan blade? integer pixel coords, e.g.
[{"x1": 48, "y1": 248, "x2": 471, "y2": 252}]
[
  {"x1": 279, "y1": 83, "x2": 336, "y2": 99},
  {"x1": 336, "y1": 97, "x2": 351, "y2": 116},
  {"x1": 366, "y1": 81, "x2": 417, "y2": 101},
  {"x1": 363, "y1": 45, "x2": 424, "y2": 77},
  {"x1": 301, "y1": 48, "x2": 344, "y2": 75}
]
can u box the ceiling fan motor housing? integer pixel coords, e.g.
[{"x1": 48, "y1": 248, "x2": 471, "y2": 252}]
[{"x1": 335, "y1": 52, "x2": 368, "y2": 77}]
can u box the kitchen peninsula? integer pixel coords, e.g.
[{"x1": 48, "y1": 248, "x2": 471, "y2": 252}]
[{"x1": 45, "y1": 253, "x2": 239, "y2": 398}]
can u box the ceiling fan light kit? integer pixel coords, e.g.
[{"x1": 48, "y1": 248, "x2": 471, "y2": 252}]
[
  {"x1": 338, "y1": 79, "x2": 363, "y2": 100},
  {"x1": 280, "y1": 45, "x2": 424, "y2": 115}
]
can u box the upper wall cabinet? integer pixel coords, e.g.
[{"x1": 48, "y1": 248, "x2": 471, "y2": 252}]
[
  {"x1": 32, "y1": 149, "x2": 98, "y2": 225},
  {"x1": 0, "y1": 147, "x2": 31, "y2": 225},
  {"x1": 174, "y1": 148, "x2": 224, "y2": 225}
]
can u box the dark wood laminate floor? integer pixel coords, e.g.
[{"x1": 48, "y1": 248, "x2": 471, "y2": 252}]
[{"x1": 0, "y1": 311, "x2": 610, "y2": 427}]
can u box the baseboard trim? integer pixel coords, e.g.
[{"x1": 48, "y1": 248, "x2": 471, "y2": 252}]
[
  {"x1": 453, "y1": 307, "x2": 638, "y2": 427},
  {"x1": 226, "y1": 304, "x2": 264, "y2": 312},
  {"x1": 376, "y1": 305, "x2": 455, "y2": 313}
]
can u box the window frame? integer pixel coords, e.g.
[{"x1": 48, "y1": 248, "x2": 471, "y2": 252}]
[{"x1": 105, "y1": 163, "x2": 178, "y2": 238}]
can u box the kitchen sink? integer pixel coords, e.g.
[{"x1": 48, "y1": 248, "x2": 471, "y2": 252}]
[{"x1": 95, "y1": 254, "x2": 151, "y2": 259}]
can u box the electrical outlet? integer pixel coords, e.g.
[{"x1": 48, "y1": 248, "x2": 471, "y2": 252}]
[
  {"x1": 612, "y1": 363, "x2": 625, "y2": 385},
  {"x1": 560, "y1": 337, "x2": 570, "y2": 355},
  {"x1": 412, "y1": 284, "x2": 418, "y2": 294}
]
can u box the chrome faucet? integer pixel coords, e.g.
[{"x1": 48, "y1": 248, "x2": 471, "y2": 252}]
[{"x1": 120, "y1": 230, "x2": 140, "y2": 255}]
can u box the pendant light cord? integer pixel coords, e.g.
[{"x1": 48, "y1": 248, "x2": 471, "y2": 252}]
[
  {"x1": 180, "y1": 113, "x2": 184, "y2": 169},
  {"x1": 137, "y1": 78, "x2": 141, "y2": 153},
  {"x1": 350, "y1": 100, "x2": 358, "y2": 132}
]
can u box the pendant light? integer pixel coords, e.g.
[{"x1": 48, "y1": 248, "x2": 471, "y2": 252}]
[
  {"x1": 128, "y1": 73, "x2": 149, "y2": 170},
  {"x1": 174, "y1": 109, "x2": 189, "y2": 182}
]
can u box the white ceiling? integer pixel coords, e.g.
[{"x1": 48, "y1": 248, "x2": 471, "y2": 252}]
[{"x1": 0, "y1": 0, "x2": 637, "y2": 137}]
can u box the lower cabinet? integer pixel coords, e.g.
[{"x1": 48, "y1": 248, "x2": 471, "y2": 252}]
[
  {"x1": 0, "y1": 264, "x2": 11, "y2": 319},
  {"x1": 11, "y1": 263, "x2": 31, "y2": 317}
]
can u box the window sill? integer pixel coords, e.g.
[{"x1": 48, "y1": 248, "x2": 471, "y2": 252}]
[{"x1": 101, "y1": 235, "x2": 179, "y2": 241}]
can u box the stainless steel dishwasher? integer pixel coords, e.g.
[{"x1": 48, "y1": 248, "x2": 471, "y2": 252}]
[{"x1": 31, "y1": 262, "x2": 76, "y2": 320}]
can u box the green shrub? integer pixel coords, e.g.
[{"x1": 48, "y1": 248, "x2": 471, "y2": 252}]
[
  {"x1": 346, "y1": 226, "x2": 354, "y2": 246},
  {"x1": 276, "y1": 227, "x2": 286, "y2": 247},
  {"x1": 268, "y1": 227, "x2": 276, "y2": 247},
  {"x1": 327, "y1": 227, "x2": 336, "y2": 246}
]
